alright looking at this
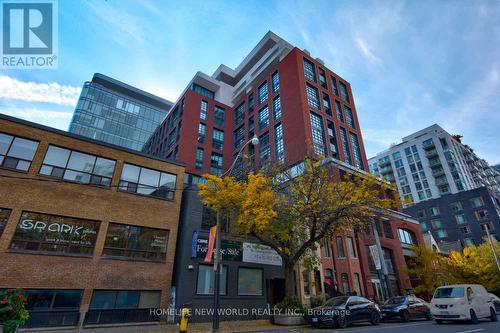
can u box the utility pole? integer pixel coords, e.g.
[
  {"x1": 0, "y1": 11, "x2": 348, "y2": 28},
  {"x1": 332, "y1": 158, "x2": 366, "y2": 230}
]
[
  {"x1": 484, "y1": 223, "x2": 500, "y2": 273},
  {"x1": 212, "y1": 211, "x2": 221, "y2": 331},
  {"x1": 371, "y1": 219, "x2": 393, "y2": 301}
]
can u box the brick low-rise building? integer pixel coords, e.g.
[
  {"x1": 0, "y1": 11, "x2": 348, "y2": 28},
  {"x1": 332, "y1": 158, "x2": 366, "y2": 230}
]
[{"x1": 0, "y1": 113, "x2": 184, "y2": 328}]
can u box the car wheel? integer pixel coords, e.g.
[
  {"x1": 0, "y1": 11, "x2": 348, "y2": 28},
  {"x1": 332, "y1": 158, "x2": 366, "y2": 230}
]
[
  {"x1": 490, "y1": 307, "x2": 498, "y2": 322},
  {"x1": 425, "y1": 310, "x2": 433, "y2": 321},
  {"x1": 435, "y1": 319, "x2": 443, "y2": 325},
  {"x1": 401, "y1": 310, "x2": 410, "y2": 322},
  {"x1": 337, "y1": 315, "x2": 348, "y2": 329},
  {"x1": 470, "y1": 309, "x2": 478, "y2": 324},
  {"x1": 371, "y1": 311, "x2": 381, "y2": 325}
]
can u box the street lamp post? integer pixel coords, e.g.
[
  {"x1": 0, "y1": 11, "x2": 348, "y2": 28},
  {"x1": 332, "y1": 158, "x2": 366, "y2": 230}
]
[
  {"x1": 484, "y1": 223, "x2": 500, "y2": 273},
  {"x1": 212, "y1": 135, "x2": 259, "y2": 332}
]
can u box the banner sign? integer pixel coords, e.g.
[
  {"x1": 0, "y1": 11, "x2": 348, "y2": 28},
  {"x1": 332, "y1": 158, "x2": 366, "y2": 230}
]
[
  {"x1": 369, "y1": 245, "x2": 382, "y2": 270},
  {"x1": 204, "y1": 226, "x2": 217, "y2": 263},
  {"x1": 197, "y1": 237, "x2": 242, "y2": 262},
  {"x1": 242, "y1": 242, "x2": 282, "y2": 266},
  {"x1": 191, "y1": 230, "x2": 198, "y2": 258}
]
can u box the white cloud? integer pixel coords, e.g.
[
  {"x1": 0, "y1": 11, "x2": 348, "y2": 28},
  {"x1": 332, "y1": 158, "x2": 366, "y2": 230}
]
[
  {"x1": 355, "y1": 38, "x2": 381, "y2": 64},
  {"x1": 1, "y1": 107, "x2": 73, "y2": 120},
  {"x1": 0, "y1": 76, "x2": 81, "y2": 106}
]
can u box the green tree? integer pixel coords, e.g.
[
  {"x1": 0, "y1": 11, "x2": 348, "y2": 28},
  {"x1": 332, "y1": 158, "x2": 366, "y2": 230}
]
[{"x1": 199, "y1": 158, "x2": 395, "y2": 297}]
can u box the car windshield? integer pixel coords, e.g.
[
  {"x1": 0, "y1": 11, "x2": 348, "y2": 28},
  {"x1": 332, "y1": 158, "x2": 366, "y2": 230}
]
[
  {"x1": 385, "y1": 296, "x2": 406, "y2": 304},
  {"x1": 324, "y1": 296, "x2": 349, "y2": 307},
  {"x1": 434, "y1": 287, "x2": 465, "y2": 298}
]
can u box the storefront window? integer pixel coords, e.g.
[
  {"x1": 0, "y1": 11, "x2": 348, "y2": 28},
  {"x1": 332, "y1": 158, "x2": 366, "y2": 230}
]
[
  {"x1": 102, "y1": 223, "x2": 169, "y2": 262},
  {"x1": 0, "y1": 208, "x2": 11, "y2": 237},
  {"x1": 23, "y1": 289, "x2": 83, "y2": 328},
  {"x1": 238, "y1": 267, "x2": 263, "y2": 296},
  {"x1": 9, "y1": 211, "x2": 100, "y2": 256},
  {"x1": 197, "y1": 264, "x2": 227, "y2": 295}
]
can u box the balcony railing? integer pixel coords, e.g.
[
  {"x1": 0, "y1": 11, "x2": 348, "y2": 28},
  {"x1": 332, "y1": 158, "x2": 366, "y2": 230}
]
[
  {"x1": 429, "y1": 158, "x2": 442, "y2": 168},
  {"x1": 425, "y1": 149, "x2": 439, "y2": 158},
  {"x1": 432, "y1": 167, "x2": 445, "y2": 177}
]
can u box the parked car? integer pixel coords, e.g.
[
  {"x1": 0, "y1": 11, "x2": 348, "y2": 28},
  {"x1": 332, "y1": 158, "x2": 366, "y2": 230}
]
[
  {"x1": 430, "y1": 284, "x2": 497, "y2": 324},
  {"x1": 380, "y1": 295, "x2": 432, "y2": 322},
  {"x1": 309, "y1": 296, "x2": 381, "y2": 329},
  {"x1": 489, "y1": 293, "x2": 500, "y2": 313}
]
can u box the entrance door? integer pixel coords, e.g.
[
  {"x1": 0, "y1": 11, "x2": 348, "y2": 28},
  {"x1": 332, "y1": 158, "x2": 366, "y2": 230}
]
[
  {"x1": 266, "y1": 278, "x2": 286, "y2": 306},
  {"x1": 371, "y1": 279, "x2": 383, "y2": 303}
]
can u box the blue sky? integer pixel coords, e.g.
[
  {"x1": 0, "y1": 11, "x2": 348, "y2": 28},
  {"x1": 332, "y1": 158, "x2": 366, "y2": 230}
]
[{"x1": 1, "y1": 0, "x2": 499, "y2": 164}]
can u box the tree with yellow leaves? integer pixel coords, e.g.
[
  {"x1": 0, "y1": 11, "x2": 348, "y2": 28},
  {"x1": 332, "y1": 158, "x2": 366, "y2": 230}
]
[
  {"x1": 198, "y1": 158, "x2": 395, "y2": 297},
  {"x1": 440, "y1": 240, "x2": 500, "y2": 295}
]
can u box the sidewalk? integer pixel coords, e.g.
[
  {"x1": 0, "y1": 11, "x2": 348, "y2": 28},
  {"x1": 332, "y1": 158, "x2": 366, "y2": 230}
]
[{"x1": 19, "y1": 320, "x2": 307, "y2": 333}]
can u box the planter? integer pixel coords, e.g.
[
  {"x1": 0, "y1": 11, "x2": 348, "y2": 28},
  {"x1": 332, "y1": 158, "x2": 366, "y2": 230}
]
[{"x1": 273, "y1": 314, "x2": 307, "y2": 326}]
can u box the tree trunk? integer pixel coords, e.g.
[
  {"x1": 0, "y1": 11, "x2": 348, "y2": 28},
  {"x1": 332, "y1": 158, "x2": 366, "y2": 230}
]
[{"x1": 284, "y1": 263, "x2": 296, "y2": 298}]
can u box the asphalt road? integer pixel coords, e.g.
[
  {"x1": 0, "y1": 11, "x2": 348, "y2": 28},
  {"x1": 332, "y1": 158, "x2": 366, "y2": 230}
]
[{"x1": 251, "y1": 317, "x2": 500, "y2": 333}]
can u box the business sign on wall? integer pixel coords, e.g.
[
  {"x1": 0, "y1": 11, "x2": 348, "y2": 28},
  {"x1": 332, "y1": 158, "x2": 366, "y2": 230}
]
[
  {"x1": 10, "y1": 211, "x2": 100, "y2": 255},
  {"x1": 242, "y1": 242, "x2": 282, "y2": 266},
  {"x1": 195, "y1": 238, "x2": 243, "y2": 261}
]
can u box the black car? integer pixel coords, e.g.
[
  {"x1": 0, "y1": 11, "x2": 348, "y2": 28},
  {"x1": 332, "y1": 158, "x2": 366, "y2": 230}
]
[
  {"x1": 489, "y1": 293, "x2": 500, "y2": 313},
  {"x1": 309, "y1": 296, "x2": 381, "y2": 329},
  {"x1": 380, "y1": 295, "x2": 432, "y2": 322}
]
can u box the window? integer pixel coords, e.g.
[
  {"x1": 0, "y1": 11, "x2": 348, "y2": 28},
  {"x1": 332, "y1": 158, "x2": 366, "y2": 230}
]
[
  {"x1": 431, "y1": 219, "x2": 442, "y2": 228},
  {"x1": 302, "y1": 271, "x2": 311, "y2": 296},
  {"x1": 323, "y1": 238, "x2": 331, "y2": 257},
  {"x1": 272, "y1": 71, "x2": 280, "y2": 92},
  {"x1": 341, "y1": 273, "x2": 349, "y2": 294},
  {"x1": 248, "y1": 116, "x2": 255, "y2": 138},
  {"x1": 382, "y1": 220, "x2": 394, "y2": 239},
  {"x1": 273, "y1": 96, "x2": 282, "y2": 120},
  {"x1": 455, "y1": 214, "x2": 466, "y2": 224},
  {"x1": 258, "y1": 132, "x2": 270, "y2": 165},
  {"x1": 214, "y1": 106, "x2": 225, "y2": 127},
  {"x1": 197, "y1": 264, "x2": 227, "y2": 295},
  {"x1": 248, "y1": 94, "x2": 254, "y2": 113},
  {"x1": 195, "y1": 148, "x2": 204, "y2": 170},
  {"x1": 234, "y1": 126, "x2": 245, "y2": 149},
  {"x1": 327, "y1": 122, "x2": 338, "y2": 156},
  {"x1": 429, "y1": 207, "x2": 440, "y2": 216},
  {"x1": 234, "y1": 102, "x2": 245, "y2": 125},
  {"x1": 274, "y1": 123, "x2": 285, "y2": 162},
  {"x1": 310, "y1": 112, "x2": 326, "y2": 156},
  {"x1": 238, "y1": 267, "x2": 263, "y2": 295},
  {"x1": 102, "y1": 223, "x2": 168, "y2": 261},
  {"x1": 258, "y1": 81, "x2": 268, "y2": 104},
  {"x1": 212, "y1": 129, "x2": 224, "y2": 150},
  {"x1": 470, "y1": 197, "x2": 484, "y2": 208},
  {"x1": 336, "y1": 236, "x2": 345, "y2": 258},
  {"x1": 198, "y1": 123, "x2": 206, "y2": 143},
  {"x1": 0, "y1": 208, "x2": 11, "y2": 238},
  {"x1": 335, "y1": 101, "x2": 344, "y2": 122},
  {"x1": 339, "y1": 82, "x2": 350, "y2": 103},
  {"x1": 323, "y1": 93, "x2": 332, "y2": 115},
  {"x1": 40, "y1": 146, "x2": 115, "y2": 187},
  {"x1": 475, "y1": 209, "x2": 488, "y2": 221},
  {"x1": 354, "y1": 273, "x2": 362, "y2": 296},
  {"x1": 24, "y1": 289, "x2": 83, "y2": 327},
  {"x1": 303, "y1": 58, "x2": 316, "y2": 82},
  {"x1": 119, "y1": 163, "x2": 176, "y2": 200},
  {"x1": 464, "y1": 238, "x2": 475, "y2": 247},
  {"x1": 191, "y1": 83, "x2": 215, "y2": 99},
  {"x1": 200, "y1": 100, "x2": 208, "y2": 120},
  {"x1": 319, "y1": 69, "x2": 327, "y2": 88},
  {"x1": 0, "y1": 133, "x2": 39, "y2": 171},
  {"x1": 9, "y1": 211, "x2": 100, "y2": 255},
  {"x1": 91, "y1": 290, "x2": 160, "y2": 309},
  {"x1": 340, "y1": 127, "x2": 352, "y2": 165},
  {"x1": 436, "y1": 230, "x2": 447, "y2": 238},
  {"x1": 350, "y1": 133, "x2": 363, "y2": 170},
  {"x1": 258, "y1": 105, "x2": 270, "y2": 129},
  {"x1": 210, "y1": 152, "x2": 223, "y2": 176},
  {"x1": 459, "y1": 225, "x2": 471, "y2": 234},
  {"x1": 347, "y1": 237, "x2": 357, "y2": 258},
  {"x1": 331, "y1": 76, "x2": 339, "y2": 96},
  {"x1": 344, "y1": 106, "x2": 355, "y2": 129},
  {"x1": 306, "y1": 84, "x2": 320, "y2": 109},
  {"x1": 398, "y1": 228, "x2": 417, "y2": 244}
]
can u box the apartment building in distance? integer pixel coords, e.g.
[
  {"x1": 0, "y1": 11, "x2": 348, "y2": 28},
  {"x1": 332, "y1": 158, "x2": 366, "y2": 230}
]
[
  {"x1": 69, "y1": 73, "x2": 173, "y2": 151},
  {"x1": 369, "y1": 124, "x2": 500, "y2": 204},
  {"x1": 144, "y1": 31, "x2": 423, "y2": 313},
  {"x1": 0, "y1": 113, "x2": 184, "y2": 329}
]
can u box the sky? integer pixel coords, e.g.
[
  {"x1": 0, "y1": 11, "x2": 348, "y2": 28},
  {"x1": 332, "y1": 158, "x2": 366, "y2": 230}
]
[{"x1": 1, "y1": 0, "x2": 499, "y2": 164}]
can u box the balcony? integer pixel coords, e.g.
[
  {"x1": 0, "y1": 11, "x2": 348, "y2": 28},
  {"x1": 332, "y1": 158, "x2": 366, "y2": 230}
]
[
  {"x1": 422, "y1": 139, "x2": 435, "y2": 150},
  {"x1": 429, "y1": 158, "x2": 442, "y2": 168},
  {"x1": 379, "y1": 165, "x2": 394, "y2": 175},
  {"x1": 378, "y1": 157, "x2": 391, "y2": 167},
  {"x1": 425, "y1": 148, "x2": 439, "y2": 158},
  {"x1": 432, "y1": 167, "x2": 445, "y2": 177},
  {"x1": 435, "y1": 176, "x2": 449, "y2": 186}
]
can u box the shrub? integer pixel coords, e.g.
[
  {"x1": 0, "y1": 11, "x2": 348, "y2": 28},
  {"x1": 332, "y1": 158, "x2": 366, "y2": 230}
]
[
  {"x1": 310, "y1": 293, "x2": 327, "y2": 308},
  {"x1": 275, "y1": 296, "x2": 307, "y2": 315},
  {"x1": 0, "y1": 289, "x2": 29, "y2": 333}
]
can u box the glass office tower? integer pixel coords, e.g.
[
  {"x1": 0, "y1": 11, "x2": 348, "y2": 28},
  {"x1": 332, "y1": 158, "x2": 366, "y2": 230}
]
[{"x1": 69, "y1": 73, "x2": 173, "y2": 151}]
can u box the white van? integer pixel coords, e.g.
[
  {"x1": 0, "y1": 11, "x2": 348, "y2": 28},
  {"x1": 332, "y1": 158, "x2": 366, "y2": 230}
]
[{"x1": 430, "y1": 284, "x2": 497, "y2": 324}]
